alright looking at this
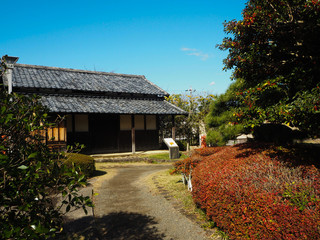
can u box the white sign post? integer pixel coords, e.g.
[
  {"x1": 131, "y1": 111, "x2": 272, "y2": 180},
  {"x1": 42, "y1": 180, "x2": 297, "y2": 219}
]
[{"x1": 163, "y1": 138, "x2": 179, "y2": 159}]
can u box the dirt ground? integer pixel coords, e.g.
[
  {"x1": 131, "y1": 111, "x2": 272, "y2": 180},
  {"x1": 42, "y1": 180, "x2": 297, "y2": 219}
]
[{"x1": 59, "y1": 163, "x2": 211, "y2": 240}]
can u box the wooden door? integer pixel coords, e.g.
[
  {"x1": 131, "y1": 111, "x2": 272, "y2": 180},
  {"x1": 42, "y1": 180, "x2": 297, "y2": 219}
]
[{"x1": 90, "y1": 114, "x2": 119, "y2": 153}]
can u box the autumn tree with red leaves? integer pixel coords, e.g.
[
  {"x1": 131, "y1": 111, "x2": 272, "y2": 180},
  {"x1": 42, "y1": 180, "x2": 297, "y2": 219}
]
[{"x1": 218, "y1": 0, "x2": 320, "y2": 136}]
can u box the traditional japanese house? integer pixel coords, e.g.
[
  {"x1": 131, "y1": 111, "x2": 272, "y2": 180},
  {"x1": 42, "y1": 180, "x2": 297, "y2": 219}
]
[{"x1": 1, "y1": 55, "x2": 186, "y2": 153}]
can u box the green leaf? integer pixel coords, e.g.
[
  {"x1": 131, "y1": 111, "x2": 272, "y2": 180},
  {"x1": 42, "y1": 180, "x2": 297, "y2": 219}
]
[
  {"x1": 5, "y1": 114, "x2": 13, "y2": 124},
  {"x1": 35, "y1": 224, "x2": 49, "y2": 234},
  {"x1": 18, "y1": 165, "x2": 29, "y2": 170},
  {"x1": 36, "y1": 162, "x2": 41, "y2": 170},
  {"x1": 28, "y1": 152, "x2": 38, "y2": 159},
  {"x1": 83, "y1": 207, "x2": 88, "y2": 215},
  {"x1": 78, "y1": 174, "x2": 85, "y2": 182},
  {"x1": 1, "y1": 106, "x2": 6, "y2": 114}
]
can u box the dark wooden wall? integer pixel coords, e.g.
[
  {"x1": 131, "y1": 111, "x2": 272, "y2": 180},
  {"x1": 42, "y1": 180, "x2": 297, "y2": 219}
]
[
  {"x1": 118, "y1": 130, "x2": 159, "y2": 152},
  {"x1": 66, "y1": 113, "x2": 160, "y2": 154}
]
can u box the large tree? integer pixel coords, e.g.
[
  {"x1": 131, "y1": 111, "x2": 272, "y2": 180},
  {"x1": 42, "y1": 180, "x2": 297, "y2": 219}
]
[
  {"x1": 206, "y1": 80, "x2": 245, "y2": 146},
  {"x1": 219, "y1": 0, "x2": 320, "y2": 136}
]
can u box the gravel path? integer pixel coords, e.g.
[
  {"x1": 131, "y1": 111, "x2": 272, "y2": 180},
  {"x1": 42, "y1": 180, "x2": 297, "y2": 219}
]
[{"x1": 61, "y1": 164, "x2": 210, "y2": 240}]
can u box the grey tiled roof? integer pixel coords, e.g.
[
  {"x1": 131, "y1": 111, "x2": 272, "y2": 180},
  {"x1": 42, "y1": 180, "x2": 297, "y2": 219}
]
[
  {"x1": 13, "y1": 64, "x2": 168, "y2": 96},
  {"x1": 10, "y1": 63, "x2": 187, "y2": 115},
  {"x1": 40, "y1": 95, "x2": 187, "y2": 115}
]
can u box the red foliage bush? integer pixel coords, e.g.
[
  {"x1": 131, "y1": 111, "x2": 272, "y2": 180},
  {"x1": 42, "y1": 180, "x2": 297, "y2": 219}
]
[
  {"x1": 172, "y1": 155, "x2": 202, "y2": 176},
  {"x1": 194, "y1": 146, "x2": 224, "y2": 156},
  {"x1": 172, "y1": 147, "x2": 225, "y2": 175},
  {"x1": 192, "y1": 143, "x2": 320, "y2": 239}
]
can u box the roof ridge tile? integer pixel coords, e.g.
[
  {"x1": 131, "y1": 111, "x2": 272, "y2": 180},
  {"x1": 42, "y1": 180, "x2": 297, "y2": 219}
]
[{"x1": 15, "y1": 63, "x2": 145, "y2": 78}]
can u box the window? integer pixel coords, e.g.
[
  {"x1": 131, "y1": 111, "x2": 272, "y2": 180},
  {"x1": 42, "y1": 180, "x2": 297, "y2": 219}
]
[
  {"x1": 146, "y1": 115, "x2": 157, "y2": 130},
  {"x1": 135, "y1": 115, "x2": 145, "y2": 130},
  {"x1": 47, "y1": 121, "x2": 66, "y2": 142},
  {"x1": 120, "y1": 115, "x2": 131, "y2": 130}
]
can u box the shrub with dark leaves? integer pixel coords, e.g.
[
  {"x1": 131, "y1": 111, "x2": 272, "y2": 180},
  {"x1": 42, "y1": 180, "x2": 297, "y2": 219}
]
[{"x1": 0, "y1": 89, "x2": 93, "y2": 239}]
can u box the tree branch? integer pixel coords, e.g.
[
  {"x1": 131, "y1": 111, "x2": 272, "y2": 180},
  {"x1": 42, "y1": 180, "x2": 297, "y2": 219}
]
[
  {"x1": 266, "y1": 0, "x2": 293, "y2": 23},
  {"x1": 286, "y1": 1, "x2": 294, "y2": 23},
  {"x1": 266, "y1": 0, "x2": 279, "y2": 15}
]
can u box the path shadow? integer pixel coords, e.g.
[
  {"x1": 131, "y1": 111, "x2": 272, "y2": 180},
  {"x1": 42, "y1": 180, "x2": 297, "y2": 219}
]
[
  {"x1": 93, "y1": 170, "x2": 107, "y2": 177},
  {"x1": 56, "y1": 211, "x2": 166, "y2": 240}
]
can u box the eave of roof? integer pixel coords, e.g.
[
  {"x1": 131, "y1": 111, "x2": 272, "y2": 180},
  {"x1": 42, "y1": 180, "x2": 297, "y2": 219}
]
[{"x1": 40, "y1": 95, "x2": 188, "y2": 115}]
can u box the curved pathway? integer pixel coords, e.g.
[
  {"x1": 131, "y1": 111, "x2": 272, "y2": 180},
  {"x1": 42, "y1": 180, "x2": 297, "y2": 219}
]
[{"x1": 63, "y1": 164, "x2": 210, "y2": 240}]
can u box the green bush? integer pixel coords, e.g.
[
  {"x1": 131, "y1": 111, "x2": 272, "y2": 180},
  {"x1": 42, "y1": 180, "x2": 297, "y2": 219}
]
[
  {"x1": 64, "y1": 153, "x2": 96, "y2": 177},
  {"x1": 0, "y1": 88, "x2": 93, "y2": 239},
  {"x1": 207, "y1": 124, "x2": 244, "y2": 146},
  {"x1": 206, "y1": 130, "x2": 224, "y2": 146},
  {"x1": 176, "y1": 140, "x2": 187, "y2": 151}
]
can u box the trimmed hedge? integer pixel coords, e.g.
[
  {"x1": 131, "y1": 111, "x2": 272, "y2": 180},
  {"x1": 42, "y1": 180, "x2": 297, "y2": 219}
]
[
  {"x1": 171, "y1": 147, "x2": 222, "y2": 175},
  {"x1": 64, "y1": 153, "x2": 96, "y2": 177},
  {"x1": 172, "y1": 156, "x2": 201, "y2": 176},
  {"x1": 191, "y1": 143, "x2": 320, "y2": 239},
  {"x1": 171, "y1": 147, "x2": 224, "y2": 175}
]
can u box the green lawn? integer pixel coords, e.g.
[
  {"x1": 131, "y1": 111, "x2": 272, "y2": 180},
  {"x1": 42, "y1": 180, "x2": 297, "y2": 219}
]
[{"x1": 143, "y1": 152, "x2": 188, "y2": 161}]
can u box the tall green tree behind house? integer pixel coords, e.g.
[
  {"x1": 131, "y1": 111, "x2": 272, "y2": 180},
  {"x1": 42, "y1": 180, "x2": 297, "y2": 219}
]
[
  {"x1": 218, "y1": 0, "x2": 320, "y2": 136},
  {"x1": 206, "y1": 80, "x2": 245, "y2": 146},
  {"x1": 0, "y1": 65, "x2": 93, "y2": 239}
]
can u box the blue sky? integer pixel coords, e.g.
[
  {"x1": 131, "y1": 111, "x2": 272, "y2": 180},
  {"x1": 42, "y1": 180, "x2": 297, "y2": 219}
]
[{"x1": 1, "y1": 0, "x2": 246, "y2": 95}]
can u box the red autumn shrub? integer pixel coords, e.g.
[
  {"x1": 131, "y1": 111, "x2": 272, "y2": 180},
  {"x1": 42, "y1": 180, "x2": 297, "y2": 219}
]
[
  {"x1": 194, "y1": 146, "x2": 224, "y2": 156},
  {"x1": 192, "y1": 143, "x2": 320, "y2": 239},
  {"x1": 172, "y1": 147, "x2": 225, "y2": 175},
  {"x1": 172, "y1": 154, "x2": 202, "y2": 176}
]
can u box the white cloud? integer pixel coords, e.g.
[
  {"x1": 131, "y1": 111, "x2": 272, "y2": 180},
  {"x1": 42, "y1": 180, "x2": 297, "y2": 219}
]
[
  {"x1": 181, "y1": 47, "x2": 197, "y2": 52},
  {"x1": 181, "y1": 47, "x2": 210, "y2": 61},
  {"x1": 210, "y1": 81, "x2": 216, "y2": 86},
  {"x1": 187, "y1": 52, "x2": 209, "y2": 61}
]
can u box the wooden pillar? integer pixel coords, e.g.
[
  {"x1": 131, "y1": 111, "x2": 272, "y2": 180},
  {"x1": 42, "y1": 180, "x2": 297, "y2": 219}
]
[
  {"x1": 172, "y1": 115, "x2": 176, "y2": 140},
  {"x1": 131, "y1": 115, "x2": 136, "y2": 154},
  {"x1": 45, "y1": 126, "x2": 48, "y2": 145},
  {"x1": 57, "y1": 120, "x2": 60, "y2": 142}
]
